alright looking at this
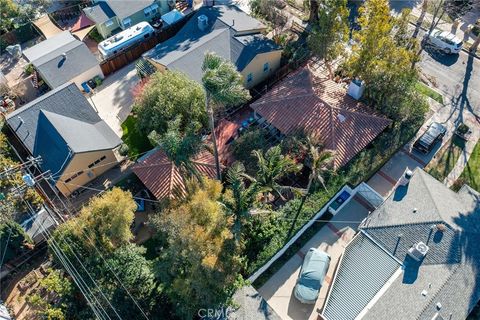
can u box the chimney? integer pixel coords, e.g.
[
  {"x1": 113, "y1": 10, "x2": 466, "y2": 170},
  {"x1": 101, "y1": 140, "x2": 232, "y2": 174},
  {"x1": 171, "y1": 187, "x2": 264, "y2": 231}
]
[{"x1": 198, "y1": 15, "x2": 208, "y2": 31}]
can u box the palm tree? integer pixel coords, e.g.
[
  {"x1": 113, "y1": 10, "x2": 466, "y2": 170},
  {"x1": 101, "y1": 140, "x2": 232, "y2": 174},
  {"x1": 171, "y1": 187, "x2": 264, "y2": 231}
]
[
  {"x1": 287, "y1": 136, "x2": 334, "y2": 238},
  {"x1": 222, "y1": 162, "x2": 260, "y2": 244},
  {"x1": 202, "y1": 52, "x2": 250, "y2": 179},
  {"x1": 252, "y1": 145, "x2": 303, "y2": 203}
]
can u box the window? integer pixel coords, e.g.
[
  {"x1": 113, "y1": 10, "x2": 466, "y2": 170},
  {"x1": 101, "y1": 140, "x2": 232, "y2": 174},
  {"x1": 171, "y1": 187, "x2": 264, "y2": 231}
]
[
  {"x1": 263, "y1": 62, "x2": 269, "y2": 72},
  {"x1": 144, "y1": 7, "x2": 152, "y2": 17},
  {"x1": 247, "y1": 73, "x2": 253, "y2": 83},
  {"x1": 122, "y1": 18, "x2": 132, "y2": 28},
  {"x1": 150, "y1": 3, "x2": 159, "y2": 14},
  {"x1": 104, "y1": 19, "x2": 114, "y2": 28}
]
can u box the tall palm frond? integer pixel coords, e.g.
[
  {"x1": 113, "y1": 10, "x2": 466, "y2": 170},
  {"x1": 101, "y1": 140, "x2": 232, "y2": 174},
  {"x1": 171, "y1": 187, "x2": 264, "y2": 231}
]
[
  {"x1": 202, "y1": 52, "x2": 250, "y2": 179},
  {"x1": 252, "y1": 145, "x2": 303, "y2": 202}
]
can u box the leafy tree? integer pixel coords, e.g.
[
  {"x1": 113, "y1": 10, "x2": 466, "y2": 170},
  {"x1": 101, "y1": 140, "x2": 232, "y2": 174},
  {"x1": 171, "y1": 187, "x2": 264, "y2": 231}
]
[
  {"x1": 150, "y1": 178, "x2": 241, "y2": 319},
  {"x1": 231, "y1": 128, "x2": 270, "y2": 174},
  {"x1": 308, "y1": 0, "x2": 349, "y2": 78},
  {"x1": 202, "y1": 52, "x2": 250, "y2": 179},
  {"x1": 252, "y1": 145, "x2": 302, "y2": 203},
  {"x1": 53, "y1": 188, "x2": 135, "y2": 254},
  {"x1": 345, "y1": 0, "x2": 427, "y2": 120},
  {"x1": 99, "y1": 244, "x2": 158, "y2": 319},
  {"x1": 133, "y1": 71, "x2": 207, "y2": 138},
  {"x1": 222, "y1": 162, "x2": 260, "y2": 244},
  {"x1": 0, "y1": 0, "x2": 17, "y2": 33},
  {"x1": 0, "y1": 220, "x2": 33, "y2": 264},
  {"x1": 27, "y1": 268, "x2": 73, "y2": 320}
]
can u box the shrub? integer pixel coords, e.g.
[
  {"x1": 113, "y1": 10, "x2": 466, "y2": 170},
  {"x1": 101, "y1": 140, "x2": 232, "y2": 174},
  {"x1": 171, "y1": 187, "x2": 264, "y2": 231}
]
[{"x1": 231, "y1": 128, "x2": 270, "y2": 174}]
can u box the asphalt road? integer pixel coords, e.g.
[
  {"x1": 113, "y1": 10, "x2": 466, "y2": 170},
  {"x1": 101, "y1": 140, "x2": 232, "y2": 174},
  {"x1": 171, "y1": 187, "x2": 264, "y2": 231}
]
[{"x1": 418, "y1": 40, "x2": 480, "y2": 123}]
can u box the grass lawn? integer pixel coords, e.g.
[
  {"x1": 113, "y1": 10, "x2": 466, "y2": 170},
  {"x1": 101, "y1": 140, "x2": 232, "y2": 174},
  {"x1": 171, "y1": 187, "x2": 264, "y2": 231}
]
[
  {"x1": 427, "y1": 136, "x2": 465, "y2": 181},
  {"x1": 415, "y1": 82, "x2": 444, "y2": 104},
  {"x1": 456, "y1": 140, "x2": 480, "y2": 192},
  {"x1": 121, "y1": 115, "x2": 153, "y2": 158}
]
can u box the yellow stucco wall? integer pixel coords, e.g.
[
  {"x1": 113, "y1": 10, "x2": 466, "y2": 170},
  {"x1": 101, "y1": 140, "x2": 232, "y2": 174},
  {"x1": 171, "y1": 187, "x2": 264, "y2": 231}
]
[
  {"x1": 240, "y1": 50, "x2": 282, "y2": 88},
  {"x1": 55, "y1": 149, "x2": 120, "y2": 196}
]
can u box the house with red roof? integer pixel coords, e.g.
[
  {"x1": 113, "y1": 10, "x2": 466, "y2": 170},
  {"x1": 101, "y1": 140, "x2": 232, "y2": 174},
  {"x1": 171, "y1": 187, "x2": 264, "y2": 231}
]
[
  {"x1": 131, "y1": 148, "x2": 218, "y2": 201},
  {"x1": 250, "y1": 65, "x2": 392, "y2": 168}
]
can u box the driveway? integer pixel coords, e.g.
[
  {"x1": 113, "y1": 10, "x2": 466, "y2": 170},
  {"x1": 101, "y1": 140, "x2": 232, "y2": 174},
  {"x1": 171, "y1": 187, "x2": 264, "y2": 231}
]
[
  {"x1": 257, "y1": 196, "x2": 371, "y2": 320},
  {"x1": 88, "y1": 62, "x2": 140, "y2": 137}
]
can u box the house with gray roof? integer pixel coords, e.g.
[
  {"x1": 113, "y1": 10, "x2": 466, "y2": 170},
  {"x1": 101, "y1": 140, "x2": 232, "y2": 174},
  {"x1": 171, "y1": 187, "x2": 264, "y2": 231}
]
[
  {"x1": 322, "y1": 168, "x2": 480, "y2": 320},
  {"x1": 83, "y1": 0, "x2": 171, "y2": 39},
  {"x1": 22, "y1": 31, "x2": 103, "y2": 90},
  {"x1": 143, "y1": 5, "x2": 282, "y2": 88},
  {"x1": 5, "y1": 83, "x2": 122, "y2": 197}
]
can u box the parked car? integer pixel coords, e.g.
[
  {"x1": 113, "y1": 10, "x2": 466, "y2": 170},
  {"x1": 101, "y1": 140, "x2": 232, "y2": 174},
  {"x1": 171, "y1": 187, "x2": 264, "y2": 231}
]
[
  {"x1": 294, "y1": 248, "x2": 330, "y2": 304},
  {"x1": 424, "y1": 29, "x2": 463, "y2": 54},
  {"x1": 413, "y1": 122, "x2": 447, "y2": 154}
]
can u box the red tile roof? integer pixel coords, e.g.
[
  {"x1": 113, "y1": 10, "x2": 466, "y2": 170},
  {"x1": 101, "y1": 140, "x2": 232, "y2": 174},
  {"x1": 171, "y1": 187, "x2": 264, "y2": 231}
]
[
  {"x1": 251, "y1": 67, "x2": 391, "y2": 168},
  {"x1": 132, "y1": 148, "x2": 217, "y2": 200},
  {"x1": 214, "y1": 119, "x2": 241, "y2": 166}
]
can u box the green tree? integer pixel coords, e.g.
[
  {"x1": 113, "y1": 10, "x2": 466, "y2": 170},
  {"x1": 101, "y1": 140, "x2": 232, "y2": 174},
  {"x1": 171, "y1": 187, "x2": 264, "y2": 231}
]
[
  {"x1": 345, "y1": 0, "x2": 427, "y2": 120},
  {"x1": 0, "y1": 220, "x2": 33, "y2": 264},
  {"x1": 150, "y1": 178, "x2": 240, "y2": 319},
  {"x1": 202, "y1": 52, "x2": 250, "y2": 179},
  {"x1": 252, "y1": 145, "x2": 302, "y2": 203},
  {"x1": 308, "y1": 0, "x2": 349, "y2": 78},
  {"x1": 222, "y1": 162, "x2": 260, "y2": 244},
  {"x1": 133, "y1": 71, "x2": 207, "y2": 138},
  {"x1": 0, "y1": 0, "x2": 17, "y2": 32},
  {"x1": 231, "y1": 128, "x2": 270, "y2": 174}
]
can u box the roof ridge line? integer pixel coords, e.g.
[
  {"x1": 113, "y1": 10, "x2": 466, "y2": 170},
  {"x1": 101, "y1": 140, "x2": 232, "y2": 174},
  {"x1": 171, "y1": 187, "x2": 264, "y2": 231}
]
[
  {"x1": 362, "y1": 220, "x2": 449, "y2": 230},
  {"x1": 420, "y1": 172, "x2": 446, "y2": 223},
  {"x1": 252, "y1": 92, "x2": 317, "y2": 106}
]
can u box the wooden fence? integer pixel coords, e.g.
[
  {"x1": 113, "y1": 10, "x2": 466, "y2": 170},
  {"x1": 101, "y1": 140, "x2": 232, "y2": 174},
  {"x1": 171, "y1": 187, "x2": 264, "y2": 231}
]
[{"x1": 99, "y1": 13, "x2": 193, "y2": 76}]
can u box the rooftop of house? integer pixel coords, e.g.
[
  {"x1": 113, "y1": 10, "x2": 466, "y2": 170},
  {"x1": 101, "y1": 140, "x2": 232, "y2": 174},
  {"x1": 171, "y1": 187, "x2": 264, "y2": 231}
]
[
  {"x1": 228, "y1": 285, "x2": 282, "y2": 320},
  {"x1": 22, "y1": 31, "x2": 99, "y2": 89},
  {"x1": 143, "y1": 5, "x2": 278, "y2": 83},
  {"x1": 6, "y1": 83, "x2": 121, "y2": 178},
  {"x1": 250, "y1": 65, "x2": 392, "y2": 168},
  {"x1": 322, "y1": 169, "x2": 480, "y2": 320},
  {"x1": 132, "y1": 147, "x2": 218, "y2": 200},
  {"x1": 83, "y1": 0, "x2": 156, "y2": 24}
]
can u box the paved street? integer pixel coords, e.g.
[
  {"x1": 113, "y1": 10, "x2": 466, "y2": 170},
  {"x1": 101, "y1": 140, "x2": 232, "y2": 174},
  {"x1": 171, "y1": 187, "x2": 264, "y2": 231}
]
[{"x1": 420, "y1": 47, "x2": 480, "y2": 121}]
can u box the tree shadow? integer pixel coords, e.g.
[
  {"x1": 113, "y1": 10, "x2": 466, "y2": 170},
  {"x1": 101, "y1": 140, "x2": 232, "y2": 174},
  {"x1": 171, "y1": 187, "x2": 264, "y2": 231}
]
[{"x1": 445, "y1": 53, "x2": 480, "y2": 126}]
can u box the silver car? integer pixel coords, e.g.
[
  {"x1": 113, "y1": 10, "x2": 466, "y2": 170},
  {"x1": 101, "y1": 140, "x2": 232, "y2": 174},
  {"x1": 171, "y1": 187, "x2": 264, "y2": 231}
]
[{"x1": 294, "y1": 248, "x2": 331, "y2": 304}]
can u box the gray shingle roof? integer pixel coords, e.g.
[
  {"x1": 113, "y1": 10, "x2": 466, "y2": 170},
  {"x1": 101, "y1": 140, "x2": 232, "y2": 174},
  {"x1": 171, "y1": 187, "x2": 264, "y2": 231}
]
[
  {"x1": 34, "y1": 41, "x2": 100, "y2": 89},
  {"x1": 322, "y1": 232, "x2": 401, "y2": 320},
  {"x1": 144, "y1": 5, "x2": 279, "y2": 83},
  {"x1": 22, "y1": 31, "x2": 99, "y2": 89},
  {"x1": 23, "y1": 31, "x2": 77, "y2": 62},
  {"x1": 228, "y1": 285, "x2": 282, "y2": 320},
  {"x1": 82, "y1": 1, "x2": 116, "y2": 24},
  {"x1": 323, "y1": 169, "x2": 480, "y2": 320},
  {"x1": 6, "y1": 83, "x2": 121, "y2": 177}
]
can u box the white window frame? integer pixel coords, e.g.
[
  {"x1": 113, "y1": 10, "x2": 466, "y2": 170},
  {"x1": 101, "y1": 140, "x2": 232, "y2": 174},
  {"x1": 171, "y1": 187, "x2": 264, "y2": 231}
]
[
  {"x1": 104, "y1": 19, "x2": 114, "y2": 27},
  {"x1": 247, "y1": 73, "x2": 253, "y2": 82},
  {"x1": 122, "y1": 18, "x2": 132, "y2": 28}
]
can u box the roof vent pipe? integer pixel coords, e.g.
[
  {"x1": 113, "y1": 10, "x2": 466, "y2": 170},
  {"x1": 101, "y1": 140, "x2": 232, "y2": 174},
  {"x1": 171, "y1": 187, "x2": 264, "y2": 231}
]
[{"x1": 198, "y1": 15, "x2": 208, "y2": 31}]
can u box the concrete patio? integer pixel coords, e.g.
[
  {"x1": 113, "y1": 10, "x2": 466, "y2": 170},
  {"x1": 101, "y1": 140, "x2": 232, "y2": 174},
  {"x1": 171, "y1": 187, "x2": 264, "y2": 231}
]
[{"x1": 257, "y1": 196, "x2": 371, "y2": 320}]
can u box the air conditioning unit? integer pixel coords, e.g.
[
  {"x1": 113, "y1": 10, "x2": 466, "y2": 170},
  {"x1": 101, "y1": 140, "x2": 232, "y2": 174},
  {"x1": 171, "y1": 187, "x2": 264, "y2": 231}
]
[{"x1": 408, "y1": 242, "x2": 429, "y2": 261}]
